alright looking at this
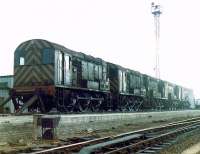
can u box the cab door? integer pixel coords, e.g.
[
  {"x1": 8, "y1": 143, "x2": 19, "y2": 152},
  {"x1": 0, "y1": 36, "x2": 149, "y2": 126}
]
[
  {"x1": 64, "y1": 53, "x2": 72, "y2": 85},
  {"x1": 55, "y1": 50, "x2": 63, "y2": 85}
]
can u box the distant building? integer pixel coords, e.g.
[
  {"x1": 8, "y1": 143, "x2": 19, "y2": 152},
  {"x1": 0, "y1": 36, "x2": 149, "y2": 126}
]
[{"x1": 0, "y1": 75, "x2": 14, "y2": 113}]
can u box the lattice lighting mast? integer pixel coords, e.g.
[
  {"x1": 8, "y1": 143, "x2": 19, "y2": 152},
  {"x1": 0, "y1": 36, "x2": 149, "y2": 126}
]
[{"x1": 151, "y1": 1, "x2": 162, "y2": 79}]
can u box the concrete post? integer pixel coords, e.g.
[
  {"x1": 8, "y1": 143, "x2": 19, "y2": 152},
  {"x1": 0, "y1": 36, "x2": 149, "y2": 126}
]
[{"x1": 33, "y1": 114, "x2": 44, "y2": 140}]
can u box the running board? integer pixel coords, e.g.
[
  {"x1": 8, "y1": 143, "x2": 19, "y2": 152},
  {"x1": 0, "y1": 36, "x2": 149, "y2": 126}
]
[
  {"x1": 16, "y1": 95, "x2": 38, "y2": 114},
  {"x1": 0, "y1": 97, "x2": 11, "y2": 107}
]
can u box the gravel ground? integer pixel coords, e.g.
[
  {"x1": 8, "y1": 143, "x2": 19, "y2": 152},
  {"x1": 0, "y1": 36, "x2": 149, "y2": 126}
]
[
  {"x1": 182, "y1": 143, "x2": 200, "y2": 154},
  {"x1": 0, "y1": 111, "x2": 200, "y2": 153},
  {"x1": 159, "y1": 128, "x2": 200, "y2": 154}
]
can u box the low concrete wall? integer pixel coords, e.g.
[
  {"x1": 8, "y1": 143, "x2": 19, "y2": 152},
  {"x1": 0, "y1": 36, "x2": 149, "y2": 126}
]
[
  {"x1": 57, "y1": 110, "x2": 200, "y2": 139},
  {"x1": 59, "y1": 110, "x2": 200, "y2": 124}
]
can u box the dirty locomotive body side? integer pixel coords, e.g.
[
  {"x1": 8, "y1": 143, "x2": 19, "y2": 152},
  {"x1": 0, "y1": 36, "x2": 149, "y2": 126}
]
[
  {"x1": 12, "y1": 40, "x2": 109, "y2": 112},
  {"x1": 108, "y1": 63, "x2": 193, "y2": 111},
  {"x1": 11, "y1": 39, "x2": 194, "y2": 113}
]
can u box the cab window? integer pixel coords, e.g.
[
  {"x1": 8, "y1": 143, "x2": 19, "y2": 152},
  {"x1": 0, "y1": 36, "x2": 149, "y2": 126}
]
[
  {"x1": 20, "y1": 57, "x2": 25, "y2": 65},
  {"x1": 42, "y1": 48, "x2": 54, "y2": 64}
]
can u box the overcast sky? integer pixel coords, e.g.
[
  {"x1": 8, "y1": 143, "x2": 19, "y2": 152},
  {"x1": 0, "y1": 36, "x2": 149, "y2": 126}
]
[{"x1": 0, "y1": 0, "x2": 200, "y2": 97}]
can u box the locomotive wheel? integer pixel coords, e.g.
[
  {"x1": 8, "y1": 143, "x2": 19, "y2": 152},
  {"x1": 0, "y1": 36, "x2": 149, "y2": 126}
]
[
  {"x1": 55, "y1": 98, "x2": 67, "y2": 112},
  {"x1": 78, "y1": 100, "x2": 92, "y2": 112},
  {"x1": 57, "y1": 105, "x2": 67, "y2": 112},
  {"x1": 90, "y1": 100, "x2": 102, "y2": 112},
  {"x1": 67, "y1": 98, "x2": 77, "y2": 112},
  {"x1": 123, "y1": 103, "x2": 135, "y2": 112},
  {"x1": 120, "y1": 98, "x2": 135, "y2": 112}
]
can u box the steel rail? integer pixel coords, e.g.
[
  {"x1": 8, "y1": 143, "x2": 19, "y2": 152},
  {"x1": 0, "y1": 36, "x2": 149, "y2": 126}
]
[
  {"x1": 29, "y1": 137, "x2": 110, "y2": 154},
  {"x1": 27, "y1": 116, "x2": 200, "y2": 154},
  {"x1": 105, "y1": 123, "x2": 200, "y2": 154},
  {"x1": 79, "y1": 122, "x2": 200, "y2": 154}
]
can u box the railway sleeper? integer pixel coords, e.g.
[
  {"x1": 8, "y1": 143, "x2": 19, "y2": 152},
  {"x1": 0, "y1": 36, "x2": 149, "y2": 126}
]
[{"x1": 79, "y1": 133, "x2": 145, "y2": 154}]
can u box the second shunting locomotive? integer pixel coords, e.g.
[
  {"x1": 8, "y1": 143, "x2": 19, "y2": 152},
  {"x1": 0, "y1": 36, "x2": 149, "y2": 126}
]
[{"x1": 9, "y1": 39, "x2": 194, "y2": 113}]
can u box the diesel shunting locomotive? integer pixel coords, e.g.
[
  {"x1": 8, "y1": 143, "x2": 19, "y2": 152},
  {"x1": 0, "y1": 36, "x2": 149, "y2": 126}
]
[{"x1": 8, "y1": 39, "x2": 194, "y2": 113}]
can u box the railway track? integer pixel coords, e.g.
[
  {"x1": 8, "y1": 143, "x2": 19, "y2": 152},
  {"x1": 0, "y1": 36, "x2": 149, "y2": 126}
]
[{"x1": 22, "y1": 117, "x2": 200, "y2": 154}]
